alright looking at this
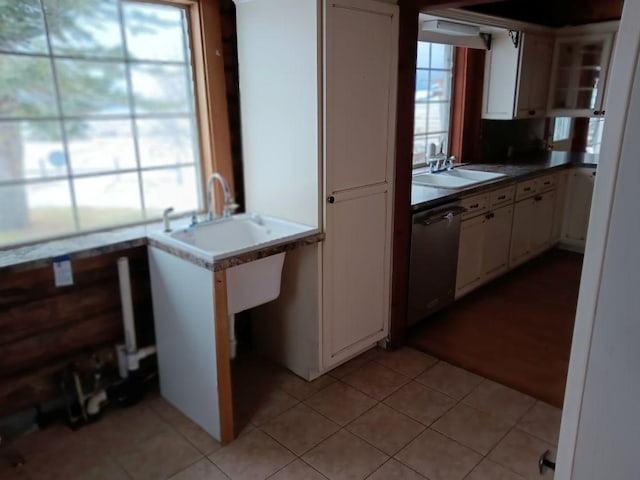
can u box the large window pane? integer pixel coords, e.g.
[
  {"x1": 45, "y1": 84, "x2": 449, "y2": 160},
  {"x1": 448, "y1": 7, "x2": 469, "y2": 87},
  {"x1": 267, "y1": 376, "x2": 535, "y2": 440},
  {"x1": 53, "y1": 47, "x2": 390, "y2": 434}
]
[
  {"x1": 43, "y1": 0, "x2": 124, "y2": 58},
  {"x1": 430, "y1": 43, "x2": 451, "y2": 69},
  {"x1": 427, "y1": 101, "x2": 451, "y2": 134},
  {"x1": 74, "y1": 172, "x2": 143, "y2": 229},
  {"x1": 0, "y1": 120, "x2": 66, "y2": 181},
  {"x1": 430, "y1": 71, "x2": 452, "y2": 102},
  {"x1": 416, "y1": 42, "x2": 431, "y2": 69},
  {"x1": 0, "y1": 0, "x2": 204, "y2": 247},
  {"x1": 0, "y1": 0, "x2": 49, "y2": 54},
  {"x1": 0, "y1": 181, "x2": 75, "y2": 244},
  {"x1": 142, "y1": 166, "x2": 199, "y2": 217},
  {"x1": 137, "y1": 118, "x2": 197, "y2": 168},
  {"x1": 414, "y1": 42, "x2": 454, "y2": 167},
  {"x1": 0, "y1": 54, "x2": 58, "y2": 118},
  {"x1": 65, "y1": 119, "x2": 137, "y2": 174},
  {"x1": 414, "y1": 103, "x2": 427, "y2": 135},
  {"x1": 123, "y1": 2, "x2": 187, "y2": 62},
  {"x1": 131, "y1": 63, "x2": 191, "y2": 114},
  {"x1": 55, "y1": 59, "x2": 129, "y2": 116}
]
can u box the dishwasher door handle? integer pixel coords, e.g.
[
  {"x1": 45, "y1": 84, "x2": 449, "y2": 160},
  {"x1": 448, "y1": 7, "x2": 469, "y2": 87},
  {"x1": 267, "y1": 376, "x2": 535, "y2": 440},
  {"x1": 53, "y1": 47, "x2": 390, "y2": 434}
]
[{"x1": 419, "y1": 206, "x2": 466, "y2": 226}]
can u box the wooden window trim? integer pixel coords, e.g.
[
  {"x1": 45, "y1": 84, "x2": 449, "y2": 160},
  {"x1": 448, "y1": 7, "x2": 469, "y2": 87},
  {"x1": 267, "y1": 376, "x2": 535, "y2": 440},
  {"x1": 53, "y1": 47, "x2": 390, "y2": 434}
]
[
  {"x1": 449, "y1": 46, "x2": 485, "y2": 163},
  {"x1": 189, "y1": 0, "x2": 235, "y2": 210}
]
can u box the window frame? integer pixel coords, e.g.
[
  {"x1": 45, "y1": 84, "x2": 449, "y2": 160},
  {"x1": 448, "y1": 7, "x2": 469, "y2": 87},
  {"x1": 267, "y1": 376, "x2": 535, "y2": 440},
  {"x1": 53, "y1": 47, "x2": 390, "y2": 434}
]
[{"x1": 0, "y1": 0, "x2": 233, "y2": 248}]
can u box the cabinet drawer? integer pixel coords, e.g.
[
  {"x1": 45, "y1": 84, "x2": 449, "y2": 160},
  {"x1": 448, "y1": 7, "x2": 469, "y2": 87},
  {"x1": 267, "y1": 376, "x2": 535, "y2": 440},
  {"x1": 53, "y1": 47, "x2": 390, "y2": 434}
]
[
  {"x1": 461, "y1": 193, "x2": 488, "y2": 219},
  {"x1": 490, "y1": 185, "x2": 515, "y2": 208},
  {"x1": 516, "y1": 179, "x2": 538, "y2": 201},
  {"x1": 537, "y1": 173, "x2": 556, "y2": 192}
]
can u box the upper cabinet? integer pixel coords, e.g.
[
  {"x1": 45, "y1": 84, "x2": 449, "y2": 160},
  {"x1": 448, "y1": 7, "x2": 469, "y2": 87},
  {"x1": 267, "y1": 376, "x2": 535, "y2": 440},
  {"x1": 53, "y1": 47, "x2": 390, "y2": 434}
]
[
  {"x1": 547, "y1": 33, "x2": 615, "y2": 117},
  {"x1": 483, "y1": 31, "x2": 554, "y2": 120}
]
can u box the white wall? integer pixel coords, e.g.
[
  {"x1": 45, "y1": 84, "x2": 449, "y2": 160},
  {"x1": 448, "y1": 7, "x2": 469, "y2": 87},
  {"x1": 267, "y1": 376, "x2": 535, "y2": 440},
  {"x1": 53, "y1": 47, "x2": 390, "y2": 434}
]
[
  {"x1": 235, "y1": 0, "x2": 320, "y2": 227},
  {"x1": 557, "y1": 0, "x2": 640, "y2": 477}
]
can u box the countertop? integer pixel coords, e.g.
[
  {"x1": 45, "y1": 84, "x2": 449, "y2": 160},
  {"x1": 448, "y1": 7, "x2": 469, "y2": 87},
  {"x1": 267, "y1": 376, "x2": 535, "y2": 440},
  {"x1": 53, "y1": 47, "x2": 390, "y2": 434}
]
[
  {"x1": 0, "y1": 217, "x2": 324, "y2": 275},
  {"x1": 411, "y1": 151, "x2": 598, "y2": 212}
]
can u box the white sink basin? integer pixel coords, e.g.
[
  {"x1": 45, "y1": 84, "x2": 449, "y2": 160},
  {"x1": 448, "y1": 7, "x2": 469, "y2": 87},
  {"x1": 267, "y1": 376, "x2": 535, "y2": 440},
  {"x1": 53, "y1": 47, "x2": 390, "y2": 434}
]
[
  {"x1": 152, "y1": 212, "x2": 314, "y2": 261},
  {"x1": 443, "y1": 169, "x2": 507, "y2": 182},
  {"x1": 412, "y1": 168, "x2": 506, "y2": 189}
]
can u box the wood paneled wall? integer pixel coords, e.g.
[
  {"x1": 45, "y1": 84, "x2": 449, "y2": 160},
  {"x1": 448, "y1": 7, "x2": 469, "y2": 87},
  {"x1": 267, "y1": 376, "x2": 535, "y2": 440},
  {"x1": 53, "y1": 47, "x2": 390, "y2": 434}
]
[
  {"x1": 0, "y1": 1, "x2": 241, "y2": 419},
  {"x1": 0, "y1": 247, "x2": 153, "y2": 417}
]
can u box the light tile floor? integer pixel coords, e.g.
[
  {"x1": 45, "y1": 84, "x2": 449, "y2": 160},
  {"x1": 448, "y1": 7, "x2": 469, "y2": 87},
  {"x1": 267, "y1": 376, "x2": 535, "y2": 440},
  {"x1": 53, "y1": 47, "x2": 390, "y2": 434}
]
[{"x1": 0, "y1": 347, "x2": 560, "y2": 480}]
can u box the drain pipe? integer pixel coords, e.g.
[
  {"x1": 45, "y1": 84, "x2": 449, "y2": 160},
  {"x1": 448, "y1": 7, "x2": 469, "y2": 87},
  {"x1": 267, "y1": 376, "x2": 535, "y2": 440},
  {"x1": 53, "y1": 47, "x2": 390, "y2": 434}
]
[
  {"x1": 81, "y1": 257, "x2": 157, "y2": 418},
  {"x1": 116, "y1": 257, "x2": 156, "y2": 379}
]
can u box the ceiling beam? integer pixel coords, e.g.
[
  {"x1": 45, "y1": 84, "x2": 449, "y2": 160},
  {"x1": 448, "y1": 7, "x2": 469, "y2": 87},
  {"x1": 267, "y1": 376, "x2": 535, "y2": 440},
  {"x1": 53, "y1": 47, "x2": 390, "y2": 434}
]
[{"x1": 404, "y1": 0, "x2": 502, "y2": 11}]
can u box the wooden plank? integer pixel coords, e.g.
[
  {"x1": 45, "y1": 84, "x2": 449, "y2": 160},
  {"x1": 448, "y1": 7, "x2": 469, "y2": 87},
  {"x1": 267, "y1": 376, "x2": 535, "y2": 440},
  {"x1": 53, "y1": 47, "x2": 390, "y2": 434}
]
[
  {"x1": 0, "y1": 311, "x2": 124, "y2": 377},
  {"x1": 389, "y1": 3, "x2": 419, "y2": 349},
  {"x1": 0, "y1": 345, "x2": 119, "y2": 417},
  {"x1": 195, "y1": 0, "x2": 236, "y2": 213},
  {"x1": 213, "y1": 270, "x2": 234, "y2": 444}
]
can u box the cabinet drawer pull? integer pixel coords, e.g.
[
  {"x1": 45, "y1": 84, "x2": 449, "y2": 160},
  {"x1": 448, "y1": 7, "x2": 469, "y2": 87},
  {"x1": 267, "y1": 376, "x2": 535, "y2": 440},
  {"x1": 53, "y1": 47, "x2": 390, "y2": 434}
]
[
  {"x1": 523, "y1": 187, "x2": 531, "y2": 191},
  {"x1": 469, "y1": 203, "x2": 479, "y2": 209},
  {"x1": 543, "y1": 181, "x2": 551, "y2": 185},
  {"x1": 327, "y1": 196, "x2": 335, "y2": 204},
  {"x1": 534, "y1": 195, "x2": 542, "y2": 202},
  {"x1": 485, "y1": 212, "x2": 495, "y2": 220},
  {"x1": 497, "y1": 195, "x2": 506, "y2": 200}
]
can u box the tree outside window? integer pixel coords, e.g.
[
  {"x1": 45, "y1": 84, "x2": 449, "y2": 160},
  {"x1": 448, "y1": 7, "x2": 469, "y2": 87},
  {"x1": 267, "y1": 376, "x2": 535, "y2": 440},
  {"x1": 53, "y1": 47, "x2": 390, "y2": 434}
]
[{"x1": 0, "y1": 0, "x2": 203, "y2": 247}]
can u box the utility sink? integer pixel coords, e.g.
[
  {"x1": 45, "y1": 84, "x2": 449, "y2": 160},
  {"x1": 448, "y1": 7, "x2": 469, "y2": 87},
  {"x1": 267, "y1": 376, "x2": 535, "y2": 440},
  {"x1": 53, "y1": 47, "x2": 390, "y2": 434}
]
[
  {"x1": 412, "y1": 168, "x2": 506, "y2": 189},
  {"x1": 147, "y1": 212, "x2": 317, "y2": 441},
  {"x1": 149, "y1": 212, "x2": 315, "y2": 313}
]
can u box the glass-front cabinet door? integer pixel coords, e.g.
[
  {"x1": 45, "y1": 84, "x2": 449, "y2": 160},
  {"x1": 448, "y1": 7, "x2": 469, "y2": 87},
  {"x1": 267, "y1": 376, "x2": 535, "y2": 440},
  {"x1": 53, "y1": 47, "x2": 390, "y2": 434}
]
[{"x1": 548, "y1": 34, "x2": 614, "y2": 117}]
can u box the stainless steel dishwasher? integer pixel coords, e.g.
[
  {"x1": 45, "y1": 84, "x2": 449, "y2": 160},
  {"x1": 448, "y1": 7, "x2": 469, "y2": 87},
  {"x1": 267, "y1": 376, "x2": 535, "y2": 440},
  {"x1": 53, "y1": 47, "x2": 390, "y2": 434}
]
[{"x1": 408, "y1": 202, "x2": 465, "y2": 326}]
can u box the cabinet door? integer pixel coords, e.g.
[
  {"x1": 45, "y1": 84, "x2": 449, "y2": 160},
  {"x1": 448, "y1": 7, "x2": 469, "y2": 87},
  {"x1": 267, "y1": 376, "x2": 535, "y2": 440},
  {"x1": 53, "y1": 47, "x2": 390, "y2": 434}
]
[
  {"x1": 482, "y1": 30, "x2": 520, "y2": 119},
  {"x1": 552, "y1": 171, "x2": 568, "y2": 242},
  {"x1": 323, "y1": 188, "x2": 389, "y2": 364},
  {"x1": 455, "y1": 215, "x2": 486, "y2": 298},
  {"x1": 562, "y1": 168, "x2": 596, "y2": 246},
  {"x1": 548, "y1": 34, "x2": 614, "y2": 116},
  {"x1": 530, "y1": 190, "x2": 556, "y2": 254},
  {"x1": 325, "y1": 0, "x2": 398, "y2": 192},
  {"x1": 510, "y1": 198, "x2": 535, "y2": 267},
  {"x1": 516, "y1": 33, "x2": 553, "y2": 118},
  {"x1": 483, "y1": 205, "x2": 514, "y2": 280}
]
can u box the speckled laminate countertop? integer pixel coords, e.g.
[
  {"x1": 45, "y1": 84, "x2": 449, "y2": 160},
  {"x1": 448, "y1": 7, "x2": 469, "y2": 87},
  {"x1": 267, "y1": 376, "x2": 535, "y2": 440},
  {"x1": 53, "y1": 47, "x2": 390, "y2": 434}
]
[
  {"x1": 411, "y1": 151, "x2": 598, "y2": 212},
  {"x1": 0, "y1": 218, "x2": 324, "y2": 275}
]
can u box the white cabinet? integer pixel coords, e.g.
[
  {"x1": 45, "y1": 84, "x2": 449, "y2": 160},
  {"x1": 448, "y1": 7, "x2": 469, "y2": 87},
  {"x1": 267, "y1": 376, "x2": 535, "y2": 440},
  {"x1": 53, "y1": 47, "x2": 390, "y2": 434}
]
[
  {"x1": 509, "y1": 196, "x2": 536, "y2": 267},
  {"x1": 483, "y1": 204, "x2": 514, "y2": 280},
  {"x1": 561, "y1": 167, "x2": 596, "y2": 251},
  {"x1": 531, "y1": 190, "x2": 556, "y2": 254},
  {"x1": 548, "y1": 33, "x2": 615, "y2": 117},
  {"x1": 322, "y1": 0, "x2": 397, "y2": 366},
  {"x1": 455, "y1": 199, "x2": 513, "y2": 299},
  {"x1": 551, "y1": 170, "x2": 568, "y2": 243},
  {"x1": 483, "y1": 31, "x2": 554, "y2": 119},
  {"x1": 509, "y1": 174, "x2": 558, "y2": 268},
  {"x1": 234, "y1": 0, "x2": 398, "y2": 376},
  {"x1": 456, "y1": 214, "x2": 486, "y2": 298}
]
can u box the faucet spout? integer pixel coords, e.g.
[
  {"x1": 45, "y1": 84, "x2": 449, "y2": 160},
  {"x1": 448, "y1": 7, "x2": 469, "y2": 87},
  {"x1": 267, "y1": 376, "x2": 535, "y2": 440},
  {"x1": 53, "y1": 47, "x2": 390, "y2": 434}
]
[{"x1": 207, "y1": 173, "x2": 236, "y2": 220}]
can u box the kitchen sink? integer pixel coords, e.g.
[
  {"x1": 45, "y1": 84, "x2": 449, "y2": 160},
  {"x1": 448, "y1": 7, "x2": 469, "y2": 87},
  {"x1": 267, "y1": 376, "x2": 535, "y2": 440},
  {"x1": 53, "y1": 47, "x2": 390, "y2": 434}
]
[{"x1": 412, "y1": 168, "x2": 507, "y2": 189}]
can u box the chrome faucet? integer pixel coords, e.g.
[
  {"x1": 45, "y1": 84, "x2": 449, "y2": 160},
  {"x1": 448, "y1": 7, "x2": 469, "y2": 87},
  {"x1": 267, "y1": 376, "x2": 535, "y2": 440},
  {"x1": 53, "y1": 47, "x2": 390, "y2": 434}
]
[{"x1": 206, "y1": 173, "x2": 238, "y2": 220}]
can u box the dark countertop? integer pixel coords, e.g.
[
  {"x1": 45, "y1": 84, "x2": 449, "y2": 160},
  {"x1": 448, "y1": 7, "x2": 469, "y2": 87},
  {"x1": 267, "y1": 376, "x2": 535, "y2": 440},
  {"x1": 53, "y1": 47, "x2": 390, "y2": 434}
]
[
  {"x1": 0, "y1": 217, "x2": 324, "y2": 275},
  {"x1": 411, "y1": 151, "x2": 598, "y2": 212}
]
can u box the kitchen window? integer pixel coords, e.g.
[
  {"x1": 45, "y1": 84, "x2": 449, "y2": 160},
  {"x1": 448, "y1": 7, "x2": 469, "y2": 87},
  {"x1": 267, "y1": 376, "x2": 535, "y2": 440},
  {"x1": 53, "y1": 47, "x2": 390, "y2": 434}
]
[
  {"x1": 0, "y1": 0, "x2": 208, "y2": 247},
  {"x1": 413, "y1": 41, "x2": 454, "y2": 167}
]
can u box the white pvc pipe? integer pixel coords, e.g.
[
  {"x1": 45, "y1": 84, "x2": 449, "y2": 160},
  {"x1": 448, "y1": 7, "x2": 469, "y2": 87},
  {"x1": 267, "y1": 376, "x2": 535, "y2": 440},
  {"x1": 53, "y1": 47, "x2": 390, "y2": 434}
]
[{"x1": 117, "y1": 257, "x2": 137, "y2": 354}]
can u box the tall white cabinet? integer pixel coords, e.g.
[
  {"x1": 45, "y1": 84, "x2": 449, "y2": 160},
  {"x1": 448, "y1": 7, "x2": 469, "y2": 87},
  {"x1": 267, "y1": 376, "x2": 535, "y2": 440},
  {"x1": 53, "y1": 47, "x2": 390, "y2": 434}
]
[{"x1": 235, "y1": 0, "x2": 398, "y2": 376}]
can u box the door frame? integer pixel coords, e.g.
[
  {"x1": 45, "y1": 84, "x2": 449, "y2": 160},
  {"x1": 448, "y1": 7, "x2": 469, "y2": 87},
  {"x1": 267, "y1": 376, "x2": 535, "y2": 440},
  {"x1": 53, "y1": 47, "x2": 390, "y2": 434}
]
[{"x1": 555, "y1": 0, "x2": 639, "y2": 477}]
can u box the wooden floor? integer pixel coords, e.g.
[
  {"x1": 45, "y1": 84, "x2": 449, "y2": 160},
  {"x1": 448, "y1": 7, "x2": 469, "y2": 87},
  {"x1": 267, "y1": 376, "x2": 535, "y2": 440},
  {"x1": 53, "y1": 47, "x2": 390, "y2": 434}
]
[{"x1": 409, "y1": 249, "x2": 583, "y2": 408}]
